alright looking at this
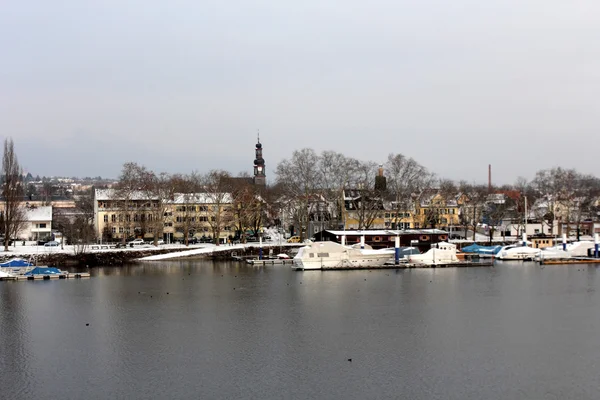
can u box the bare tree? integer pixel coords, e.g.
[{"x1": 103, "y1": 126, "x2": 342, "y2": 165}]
[
  {"x1": 458, "y1": 182, "x2": 488, "y2": 241},
  {"x1": 2, "y1": 138, "x2": 27, "y2": 251},
  {"x1": 114, "y1": 162, "x2": 144, "y2": 244},
  {"x1": 275, "y1": 148, "x2": 320, "y2": 240},
  {"x1": 350, "y1": 160, "x2": 383, "y2": 229},
  {"x1": 385, "y1": 153, "x2": 432, "y2": 229},
  {"x1": 482, "y1": 186, "x2": 515, "y2": 244},
  {"x1": 202, "y1": 170, "x2": 234, "y2": 245},
  {"x1": 317, "y1": 151, "x2": 360, "y2": 229}
]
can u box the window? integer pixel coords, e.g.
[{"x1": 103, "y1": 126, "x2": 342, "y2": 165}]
[
  {"x1": 200, "y1": 216, "x2": 208, "y2": 222},
  {"x1": 119, "y1": 227, "x2": 124, "y2": 233},
  {"x1": 199, "y1": 206, "x2": 208, "y2": 212},
  {"x1": 104, "y1": 215, "x2": 108, "y2": 223},
  {"x1": 111, "y1": 214, "x2": 116, "y2": 223},
  {"x1": 111, "y1": 227, "x2": 116, "y2": 233}
]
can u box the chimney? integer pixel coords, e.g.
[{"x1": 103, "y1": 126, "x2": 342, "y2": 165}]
[
  {"x1": 375, "y1": 164, "x2": 386, "y2": 191},
  {"x1": 488, "y1": 164, "x2": 492, "y2": 192}
]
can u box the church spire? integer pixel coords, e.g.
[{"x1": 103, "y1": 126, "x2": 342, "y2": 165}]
[{"x1": 253, "y1": 131, "x2": 266, "y2": 186}]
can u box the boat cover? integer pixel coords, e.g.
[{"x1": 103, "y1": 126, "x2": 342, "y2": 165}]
[
  {"x1": 0, "y1": 258, "x2": 33, "y2": 267},
  {"x1": 24, "y1": 267, "x2": 63, "y2": 275},
  {"x1": 461, "y1": 244, "x2": 502, "y2": 255}
]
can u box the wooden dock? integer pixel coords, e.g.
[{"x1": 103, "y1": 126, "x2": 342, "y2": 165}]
[
  {"x1": 246, "y1": 259, "x2": 294, "y2": 266},
  {"x1": 293, "y1": 261, "x2": 494, "y2": 270},
  {"x1": 0, "y1": 272, "x2": 91, "y2": 281},
  {"x1": 540, "y1": 258, "x2": 600, "y2": 265}
]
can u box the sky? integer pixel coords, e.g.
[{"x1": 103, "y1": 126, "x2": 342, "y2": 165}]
[{"x1": 1, "y1": 0, "x2": 599, "y2": 185}]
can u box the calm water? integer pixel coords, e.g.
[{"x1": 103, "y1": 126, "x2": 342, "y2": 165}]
[{"x1": 2, "y1": 260, "x2": 600, "y2": 399}]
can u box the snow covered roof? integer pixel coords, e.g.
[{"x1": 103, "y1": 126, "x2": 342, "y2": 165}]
[
  {"x1": 25, "y1": 206, "x2": 52, "y2": 222},
  {"x1": 95, "y1": 188, "x2": 156, "y2": 201},
  {"x1": 171, "y1": 193, "x2": 233, "y2": 204},
  {"x1": 325, "y1": 229, "x2": 448, "y2": 236}
]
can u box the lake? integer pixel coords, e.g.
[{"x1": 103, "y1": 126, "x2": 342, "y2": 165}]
[{"x1": 1, "y1": 260, "x2": 600, "y2": 399}]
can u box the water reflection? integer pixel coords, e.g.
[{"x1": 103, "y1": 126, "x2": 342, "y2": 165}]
[{"x1": 2, "y1": 260, "x2": 600, "y2": 399}]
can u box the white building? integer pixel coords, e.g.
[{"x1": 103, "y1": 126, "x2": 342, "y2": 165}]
[{"x1": 20, "y1": 206, "x2": 53, "y2": 241}]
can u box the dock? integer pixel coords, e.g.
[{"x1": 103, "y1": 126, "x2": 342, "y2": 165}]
[
  {"x1": 246, "y1": 259, "x2": 294, "y2": 266},
  {"x1": 539, "y1": 258, "x2": 600, "y2": 265},
  {"x1": 0, "y1": 272, "x2": 91, "y2": 281},
  {"x1": 293, "y1": 261, "x2": 494, "y2": 270}
]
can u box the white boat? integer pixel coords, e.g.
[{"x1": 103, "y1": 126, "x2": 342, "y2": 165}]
[
  {"x1": 406, "y1": 242, "x2": 460, "y2": 265},
  {"x1": 292, "y1": 241, "x2": 396, "y2": 270},
  {"x1": 496, "y1": 245, "x2": 541, "y2": 260},
  {"x1": 534, "y1": 241, "x2": 596, "y2": 262},
  {"x1": 0, "y1": 270, "x2": 14, "y2": 278}
]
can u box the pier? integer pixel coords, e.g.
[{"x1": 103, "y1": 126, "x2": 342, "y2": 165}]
[
  {"x1": 246, "y1": 259, "x2": 294, "y2": 266},
  {"x1": 293, "y1": 260, "x2": 494, "y2": 270},
  {"x1": 539, "y1": 258, "x2": 600, "y2": 265},
  {"x1": 0, "y1": 272, "x2": 90, "y2": 281}
]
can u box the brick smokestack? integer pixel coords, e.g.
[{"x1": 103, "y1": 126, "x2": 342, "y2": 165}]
[{"x1": 488, "y1": 164, "x2": 492, "y2": 192}]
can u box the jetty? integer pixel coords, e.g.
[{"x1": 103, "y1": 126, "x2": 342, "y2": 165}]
[
  {"x1": 539, "y1": 258, "x2": 600, "y2": 265},
  {"x1": 0, "y1": 272, "x2": 90, "y2": 281},
  {"x1": 292, "y1": 260, "x2": 494, "y2": 271},
  {"x1": 246, "y1": 258, "x2": 294, "y2": 266}
]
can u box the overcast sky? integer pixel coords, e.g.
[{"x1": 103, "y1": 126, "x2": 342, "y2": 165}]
[{"x1": 1, "y1": 0, "x2": 599, "y2": 184}]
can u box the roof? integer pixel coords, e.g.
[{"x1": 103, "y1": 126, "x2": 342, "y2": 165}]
[
  {"x1": 95, "y1": 189, "x2": 233, "y2": 204},
  {"x1": 25, "y1": 206, "x2": 52, "y2": 221},
  {"x1": 171, "y1": 193, "x2": 233, "y2": 204},
  {"x1": 95, "y1": 188, "x2": 157, "y2": 201},
  {"x1": 324, "y1": 229, "x2": 448, "y2": 236}
]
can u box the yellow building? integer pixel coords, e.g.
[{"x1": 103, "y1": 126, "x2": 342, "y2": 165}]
[
  {"x1": 415, "y1": 191, "x2": 463, "y2": 230},
  {"x1": 93, "y1": 189, "x2": 234, "y2": 243}
]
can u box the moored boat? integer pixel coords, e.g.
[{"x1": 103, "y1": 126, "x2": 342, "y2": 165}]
[
  {"x1": 292, "y1": 241, "x2": 404, "y2": 270},
  {"x1": 407, "y1": 242, "x2": 460, "y2": 265}
]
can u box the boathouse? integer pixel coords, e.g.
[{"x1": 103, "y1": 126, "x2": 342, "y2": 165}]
[{"x1": 313, "y1": 229, "x2": 449, "y2": 251}]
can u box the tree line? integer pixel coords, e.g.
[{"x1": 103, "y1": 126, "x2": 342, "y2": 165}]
[{"x1": 3, "y1": 139, "x2": 600, "y2": 249}]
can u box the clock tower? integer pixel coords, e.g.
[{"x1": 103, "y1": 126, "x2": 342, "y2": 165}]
[{"x1": 253, "y1": 133, "x2": 266, "y2": 186}]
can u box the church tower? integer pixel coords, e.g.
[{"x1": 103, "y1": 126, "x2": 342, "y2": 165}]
[{"x1": 253, "y1": 133, "x2": 266, "y2": 186}]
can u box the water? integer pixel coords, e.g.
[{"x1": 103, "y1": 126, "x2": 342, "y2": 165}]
[{"x1": 2, "y1": 260, "x2": 600, "y2": 399}]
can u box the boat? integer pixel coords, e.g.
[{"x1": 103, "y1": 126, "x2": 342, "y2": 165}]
[
  {"x1": 534, "y1": 241, "x2": 596, "y2": 262},
  {"x1": 406, "y1": 242, "x2": 460, "y2": 265},
  {"x1": 0, "y1": 258, "x2": 35, "y2": 276},
  {"x1": 495, "y1": 245, "x2": 541, "y2": 261},
  {"x1": 292, "y1": 241, "x2": 405, "y2": 270},
  {"x1": 461, "y1": 244, "x2": 502, "y2": 257},
  {"x1": 0, "y1": 270, "x2": 14, "y2": 278}
]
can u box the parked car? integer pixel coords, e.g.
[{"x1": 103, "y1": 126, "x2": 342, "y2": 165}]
[
  {"x1": 127, "y1": 239, "x2": 145, "y2": 247},
  {"x1": 287, "y1": 236, "x2": 302, "y2": 243},
  {"x1": 44, "y1": 241, "x2": 60, "y2": 247}
]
